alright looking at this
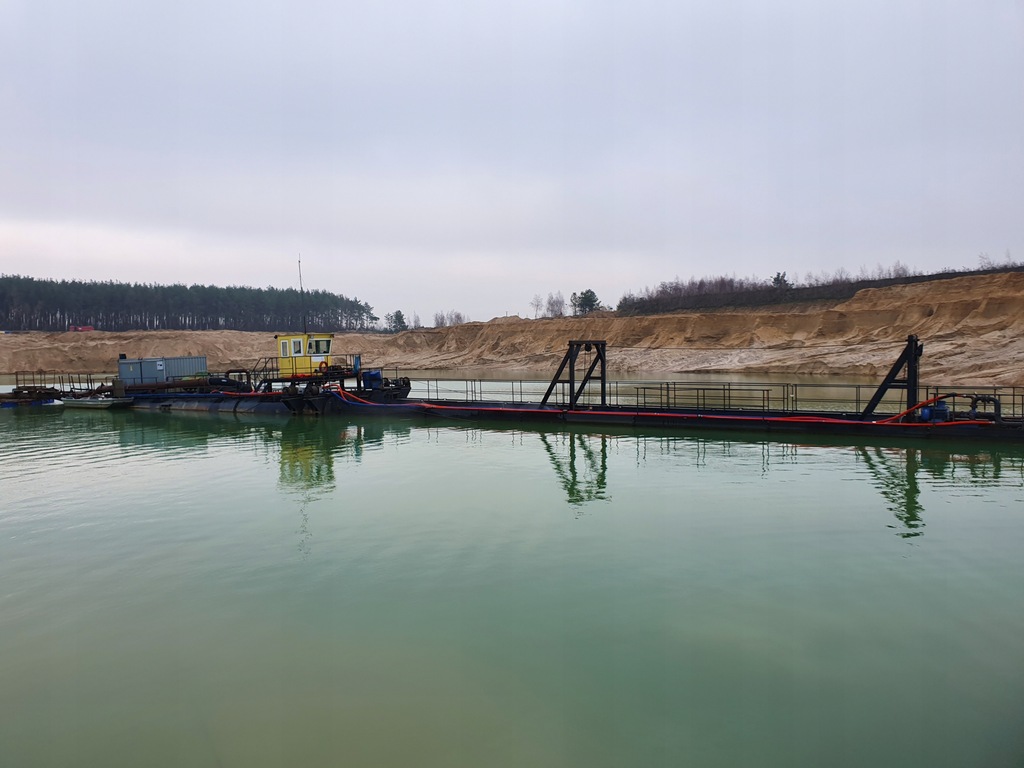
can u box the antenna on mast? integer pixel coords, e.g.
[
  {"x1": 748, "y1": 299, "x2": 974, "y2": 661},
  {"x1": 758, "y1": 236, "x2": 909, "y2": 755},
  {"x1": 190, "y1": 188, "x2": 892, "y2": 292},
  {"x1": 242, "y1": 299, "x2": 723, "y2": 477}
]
[{"x1": 298, "y1": 254, "x2": 307, "y2": 334}]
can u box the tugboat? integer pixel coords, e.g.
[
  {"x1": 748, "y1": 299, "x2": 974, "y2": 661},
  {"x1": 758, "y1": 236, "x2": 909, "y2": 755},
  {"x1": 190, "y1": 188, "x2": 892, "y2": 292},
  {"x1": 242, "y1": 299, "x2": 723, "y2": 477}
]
[
  {"x1": 252, "y1": 331, "x2": 412, "y2": 414},
  {"x1": 115, "y1": 331, "x2": 411, "y2": 416}
]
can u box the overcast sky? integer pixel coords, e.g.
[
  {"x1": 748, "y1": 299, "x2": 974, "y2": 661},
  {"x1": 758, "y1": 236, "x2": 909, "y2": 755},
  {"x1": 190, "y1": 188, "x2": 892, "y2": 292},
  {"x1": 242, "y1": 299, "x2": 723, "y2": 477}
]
[{"x1": 2, "y1": 1, "x2": 1022, "y2": 323}]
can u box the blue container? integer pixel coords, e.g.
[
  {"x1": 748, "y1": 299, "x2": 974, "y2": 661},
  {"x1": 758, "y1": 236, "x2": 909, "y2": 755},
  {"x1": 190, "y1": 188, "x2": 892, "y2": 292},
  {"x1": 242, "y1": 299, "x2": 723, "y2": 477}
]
[{"x1": 362, "y1": 370, "x2": 383, "y2": 390}]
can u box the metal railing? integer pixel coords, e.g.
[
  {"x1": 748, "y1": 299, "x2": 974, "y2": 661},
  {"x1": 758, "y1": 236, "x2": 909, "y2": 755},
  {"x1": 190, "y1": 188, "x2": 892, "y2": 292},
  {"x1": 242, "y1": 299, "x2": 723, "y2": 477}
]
[
  {"x1": 413, "y1": 377, "x2": 622, "y2": 407},
  {"x1": 250, "y1": 357, "x2": 280, "y2": 379},
  {"x1": 14, "y1": 371, "x2": 104, "y2": 395},
  {"x1": 410, "y1": 376, "x2": 1024, "y2": 420},
  {"x1": 922, "y1": 386, "x2": 1024, "y2": 421},
  {"x1": 12, "y1": 368, "x2": 1024, "y2": 421}
]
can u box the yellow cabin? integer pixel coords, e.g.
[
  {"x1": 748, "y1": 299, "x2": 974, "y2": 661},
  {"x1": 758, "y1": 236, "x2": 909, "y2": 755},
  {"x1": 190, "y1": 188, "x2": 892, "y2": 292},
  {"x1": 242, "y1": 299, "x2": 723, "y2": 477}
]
[{"x1": 275, "y1": 332, "x2": 334, "y2": 377}]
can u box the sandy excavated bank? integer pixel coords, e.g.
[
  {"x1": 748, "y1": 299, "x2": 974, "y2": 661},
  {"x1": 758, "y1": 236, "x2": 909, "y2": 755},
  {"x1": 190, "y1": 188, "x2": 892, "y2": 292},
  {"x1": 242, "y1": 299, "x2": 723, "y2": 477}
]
[{"x1": 3, "y1": 272, "x2": 1023, "y2": 385}]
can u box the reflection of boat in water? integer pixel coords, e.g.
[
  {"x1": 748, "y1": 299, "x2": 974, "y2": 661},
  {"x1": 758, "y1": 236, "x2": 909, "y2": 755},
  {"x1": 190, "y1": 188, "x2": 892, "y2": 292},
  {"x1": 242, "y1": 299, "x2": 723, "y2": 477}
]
[
  {"x1": 559, "y1": 423, "x2": 1023, "y2": 538},
  {"x1": 94, "y1": 407, "x2": 412, "y2": 464},
  {"x1": 41, "y1": 403, "x2": 1024, "y2": 538},
  {"x1": 382, "y1": 416, "x2": 1024, "y2": 534}
]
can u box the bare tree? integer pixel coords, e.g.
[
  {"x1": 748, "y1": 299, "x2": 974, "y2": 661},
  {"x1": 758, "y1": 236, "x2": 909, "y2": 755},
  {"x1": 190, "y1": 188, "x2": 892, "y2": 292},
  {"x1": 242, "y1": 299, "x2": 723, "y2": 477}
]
[
  {"x1": 433, "y1": 310, "x2": 468, "y2": 327},
  {"x1": 545, "y1": 291, "x2": 565, "y2": 317},
  {"x1": 530, "y1": 294, "x2": 543, "y2": 318}
]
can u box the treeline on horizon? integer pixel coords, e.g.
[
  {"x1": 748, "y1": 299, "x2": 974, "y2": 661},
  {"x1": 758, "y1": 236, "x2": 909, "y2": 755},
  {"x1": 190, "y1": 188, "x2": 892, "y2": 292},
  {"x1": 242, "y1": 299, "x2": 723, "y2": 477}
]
[
  {"x1": 0, "y1": 276, "x2": 377, "y2": 332},
  {"x1": 3, "y1": 259, "x2": 1021, "y2": 333},
  {"x1": 615, "y1": 260, "x2": 1024, "y2": 315}
]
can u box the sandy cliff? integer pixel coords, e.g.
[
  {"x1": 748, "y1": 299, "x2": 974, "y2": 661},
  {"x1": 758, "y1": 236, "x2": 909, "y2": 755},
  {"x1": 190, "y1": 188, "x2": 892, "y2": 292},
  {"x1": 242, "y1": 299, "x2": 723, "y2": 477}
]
[{"x1": 3, "y1": 272, "x2": 1023, "y2": 384}]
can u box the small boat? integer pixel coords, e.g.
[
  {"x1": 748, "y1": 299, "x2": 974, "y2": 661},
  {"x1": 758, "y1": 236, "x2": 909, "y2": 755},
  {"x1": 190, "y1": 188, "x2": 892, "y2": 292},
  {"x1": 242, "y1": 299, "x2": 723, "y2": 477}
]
[{"x1": 61, "y1": 396, "x2": 135, "y2": 409}]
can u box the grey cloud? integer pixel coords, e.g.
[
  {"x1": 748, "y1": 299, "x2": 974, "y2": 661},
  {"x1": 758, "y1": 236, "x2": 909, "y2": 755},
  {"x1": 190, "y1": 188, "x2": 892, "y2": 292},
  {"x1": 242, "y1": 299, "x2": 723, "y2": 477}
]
[{"x1": 1, "y1": 0, "x2": 1021, "y2": 321}]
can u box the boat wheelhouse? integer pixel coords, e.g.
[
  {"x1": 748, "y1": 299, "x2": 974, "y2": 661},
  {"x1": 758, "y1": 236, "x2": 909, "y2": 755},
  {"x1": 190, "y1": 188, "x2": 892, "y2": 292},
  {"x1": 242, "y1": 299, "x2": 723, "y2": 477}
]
[{"x1": 275, "y1": 333, "x2": 345, "y2": 377}]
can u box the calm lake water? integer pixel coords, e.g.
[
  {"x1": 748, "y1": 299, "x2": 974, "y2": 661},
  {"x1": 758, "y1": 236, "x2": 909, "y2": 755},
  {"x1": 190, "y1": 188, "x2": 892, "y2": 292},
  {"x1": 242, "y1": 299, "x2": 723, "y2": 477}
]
[{"x1": 2, "y1": 407, "x2": 1023, "y2": 767}]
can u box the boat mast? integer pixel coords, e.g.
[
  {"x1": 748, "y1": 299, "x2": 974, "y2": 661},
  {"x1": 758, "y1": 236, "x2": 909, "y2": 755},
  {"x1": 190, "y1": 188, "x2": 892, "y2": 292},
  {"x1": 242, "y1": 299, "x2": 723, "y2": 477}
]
[{"x1": 298, "y1": 254, "x2": 308, "y2": 334}]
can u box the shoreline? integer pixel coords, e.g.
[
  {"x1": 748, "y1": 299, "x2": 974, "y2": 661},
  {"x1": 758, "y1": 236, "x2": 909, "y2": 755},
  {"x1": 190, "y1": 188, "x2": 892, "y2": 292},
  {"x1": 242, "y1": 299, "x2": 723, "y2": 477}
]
[{"x1": 3, "y1": 272, "x2": 1024, "y2": 385}]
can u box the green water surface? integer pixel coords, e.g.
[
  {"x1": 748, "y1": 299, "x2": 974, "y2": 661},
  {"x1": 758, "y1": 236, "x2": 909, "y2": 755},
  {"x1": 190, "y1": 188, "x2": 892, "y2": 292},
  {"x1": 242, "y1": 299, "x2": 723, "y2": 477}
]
[{"x1": 2, "y1": 408, "x2": 1023, "y2": 767}]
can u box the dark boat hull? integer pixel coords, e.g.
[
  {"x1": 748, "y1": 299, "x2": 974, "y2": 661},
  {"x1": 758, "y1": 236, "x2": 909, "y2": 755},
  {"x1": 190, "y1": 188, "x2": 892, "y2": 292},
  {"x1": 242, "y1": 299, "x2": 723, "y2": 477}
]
[
  {"x1": 330, "y1": 398, "x2": 1024, "y2": 443},
  {"x1": 51, "y1": 331, "x2": 1024, "y2": 444},
  {"x1": 74, "y1": 386, "x2": 1024, "y2": 443},
  {"x1": 127, "y1": 384, "x2": 412, "y2": 416}
]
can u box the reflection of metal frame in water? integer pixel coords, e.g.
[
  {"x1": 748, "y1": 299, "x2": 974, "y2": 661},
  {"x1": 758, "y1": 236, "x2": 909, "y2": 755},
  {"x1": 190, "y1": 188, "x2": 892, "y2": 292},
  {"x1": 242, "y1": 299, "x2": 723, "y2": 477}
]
[
  {"x1": 539, "y1": 432, "x2": 609, "y2": 507},
  {"x1": 47, "y1": 408, "x2": 1024, "y2": 537},
  {"x1": 430, "y1": 417, "x2": 1024, "y2": 524},
  {"x1": 857, "y1": 447, "x2": 925, "y2": 538},
  {"x1": 854, "y1": 443, "x2": 1024, "y2": 539}
]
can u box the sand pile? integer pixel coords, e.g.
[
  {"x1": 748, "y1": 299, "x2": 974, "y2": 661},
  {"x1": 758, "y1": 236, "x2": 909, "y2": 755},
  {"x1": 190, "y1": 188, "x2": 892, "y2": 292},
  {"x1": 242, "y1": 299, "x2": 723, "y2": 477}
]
[{"x1": 3, "y1": 272, "x2": 1023, "y2": 385}]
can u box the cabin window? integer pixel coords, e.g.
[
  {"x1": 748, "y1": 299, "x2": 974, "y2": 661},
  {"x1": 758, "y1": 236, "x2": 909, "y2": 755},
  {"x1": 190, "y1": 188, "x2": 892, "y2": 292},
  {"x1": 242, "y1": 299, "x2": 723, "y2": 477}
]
[
  {"x1": 292, "y1": 339, "x2": 303, "y2": 356},
  {"x1": 280, "y1": 341, "x2": 289, "y2": 357},
  {"x1": 308, "y1": 339, "x2": 331, "y2": 355}
]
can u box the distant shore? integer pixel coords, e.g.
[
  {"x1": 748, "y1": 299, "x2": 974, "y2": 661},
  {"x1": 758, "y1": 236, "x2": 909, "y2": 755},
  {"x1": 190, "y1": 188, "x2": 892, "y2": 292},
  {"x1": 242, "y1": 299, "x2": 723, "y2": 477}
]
[{"x1": 3, "y1": 272, "x2": 1023, "y2": 385}]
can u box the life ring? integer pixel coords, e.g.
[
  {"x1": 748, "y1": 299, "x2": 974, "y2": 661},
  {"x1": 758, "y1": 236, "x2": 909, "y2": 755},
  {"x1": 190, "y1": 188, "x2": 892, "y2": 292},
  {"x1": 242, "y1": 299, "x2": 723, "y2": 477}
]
[{"x1": 318, "y1": 361, "x2": 329, "y2": 373}]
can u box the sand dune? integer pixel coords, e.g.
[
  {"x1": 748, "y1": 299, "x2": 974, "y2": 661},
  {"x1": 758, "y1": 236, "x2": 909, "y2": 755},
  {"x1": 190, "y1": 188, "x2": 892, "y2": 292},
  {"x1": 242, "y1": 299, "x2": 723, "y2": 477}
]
[{"x1": 3, "y1": 272, "x2": 1023, "y2": 385}]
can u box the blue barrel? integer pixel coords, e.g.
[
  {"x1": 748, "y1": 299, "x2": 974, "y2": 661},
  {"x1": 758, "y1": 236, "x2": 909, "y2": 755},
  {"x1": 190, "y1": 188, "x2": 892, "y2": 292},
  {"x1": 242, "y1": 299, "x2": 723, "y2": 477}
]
[{"x1": 362, "y1": 370, "x2": 383, "y2": 389}]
